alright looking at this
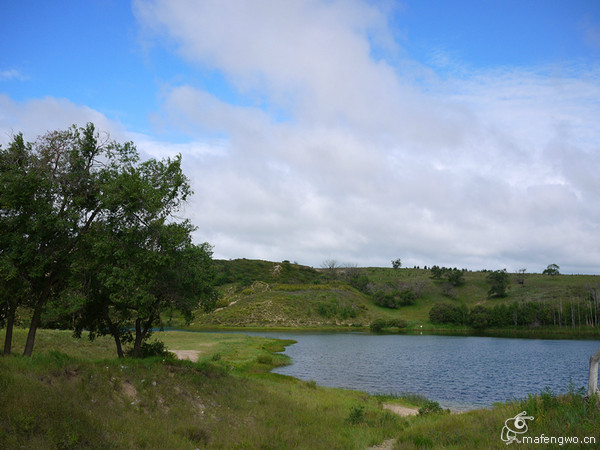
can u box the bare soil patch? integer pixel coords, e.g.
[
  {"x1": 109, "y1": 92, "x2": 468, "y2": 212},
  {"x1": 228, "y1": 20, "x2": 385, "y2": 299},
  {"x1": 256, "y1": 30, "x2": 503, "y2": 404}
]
[
  {"x1": 170, "y1": 350, "x2": 201, "y2": 362},
  {"x1": 382, "y1": 403, "x2": 419, "y2": 416}
]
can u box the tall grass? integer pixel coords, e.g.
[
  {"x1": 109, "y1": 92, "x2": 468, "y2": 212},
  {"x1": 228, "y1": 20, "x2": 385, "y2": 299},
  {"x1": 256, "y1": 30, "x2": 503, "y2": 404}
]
[{"x1": 0, "y1": 329, "x2": 403, "y2": 449}]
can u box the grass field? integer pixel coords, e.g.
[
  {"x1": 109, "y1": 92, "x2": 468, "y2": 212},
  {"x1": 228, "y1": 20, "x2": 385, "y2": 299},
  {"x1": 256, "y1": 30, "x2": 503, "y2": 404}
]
[{"x1": 2, "y1": 327, "x2": 599, "y2": 448}]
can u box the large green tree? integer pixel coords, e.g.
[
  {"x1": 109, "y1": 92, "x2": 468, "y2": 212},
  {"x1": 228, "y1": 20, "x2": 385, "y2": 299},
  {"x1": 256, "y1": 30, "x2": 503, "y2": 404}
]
[
  {"x1": 487, "y1": 269, "x2": 510, "y2": 298},
  {"x1": 0, "y1": 126, "x2": 113, "y2": 355},
  {"x1": 0, "y1": 124, "x2": 216, "y2": 356},
  {"x1": 73, "y1": 155, "x2": 217, "y2": 357}
]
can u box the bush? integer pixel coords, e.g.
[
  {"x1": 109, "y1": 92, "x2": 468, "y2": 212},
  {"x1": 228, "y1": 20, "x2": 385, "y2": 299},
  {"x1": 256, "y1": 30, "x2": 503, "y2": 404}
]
[
  {"x1": 429, "y1": 303, "x2": 468, "y2": 325},
  {"x1": 370, "y1": 318, "x2": 407, "y2": 332},
  {"x1": 418, "y1": 400, "x2": 447, "y2": 416},
  {"x1": 469, "y1": 305, "x2": 491, "y2": 329},
  {"x1": 370, "y1": 319, "x2": 388, "y2": 332},
  {"x1": 487, "y1": 269, "x2": 510, "y2": 297},
  {"x1": 346, "y1": 405, "x2": 365, "y2": 424},
  {"x1": 386, "y1": 318, "x2": 408, "y2": 329},
  {"x1": 373, "y1": 289, "x2": 417, "y2": 308}
]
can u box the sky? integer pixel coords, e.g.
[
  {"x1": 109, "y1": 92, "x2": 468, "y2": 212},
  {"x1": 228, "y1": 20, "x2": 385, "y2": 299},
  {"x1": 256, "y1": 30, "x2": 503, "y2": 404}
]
[{"x1": 1, "y1": 0, "x2": 599, "y2": 274}]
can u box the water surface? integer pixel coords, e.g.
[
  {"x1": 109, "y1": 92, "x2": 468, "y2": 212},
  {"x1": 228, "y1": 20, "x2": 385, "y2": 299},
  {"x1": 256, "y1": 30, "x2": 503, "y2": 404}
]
[{"x1": 242, "y1": 332, "x2": 599, "y2": 410}]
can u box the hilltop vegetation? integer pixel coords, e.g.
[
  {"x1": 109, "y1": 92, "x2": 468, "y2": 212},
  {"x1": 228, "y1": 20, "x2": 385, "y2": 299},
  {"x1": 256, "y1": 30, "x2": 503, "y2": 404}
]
[{"x1": 188, "y1": 259, "x2": 600, "y2": 336}]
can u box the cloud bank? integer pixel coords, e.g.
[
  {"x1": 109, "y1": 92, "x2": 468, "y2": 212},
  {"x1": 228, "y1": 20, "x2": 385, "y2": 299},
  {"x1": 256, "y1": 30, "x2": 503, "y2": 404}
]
[{"x1": 2, "y1": 0, "x2": 599, "y2": 273}]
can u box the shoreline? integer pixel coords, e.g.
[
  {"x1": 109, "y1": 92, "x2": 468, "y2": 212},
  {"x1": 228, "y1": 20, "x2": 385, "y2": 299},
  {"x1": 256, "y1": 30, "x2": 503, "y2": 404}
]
[{"x1": 174, "y1": 324, "x2": 600, "y2": 340}]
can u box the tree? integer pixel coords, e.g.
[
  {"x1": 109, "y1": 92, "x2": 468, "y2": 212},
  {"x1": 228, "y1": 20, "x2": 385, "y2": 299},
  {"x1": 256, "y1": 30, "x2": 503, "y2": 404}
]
[
  {"x1": 391, "y1": 258, "x2": 402, "y2": 269},
  {"x1": 445, "y1": 268, "x2": 465, "y2": 287},
  {"x1": 487, "y1": 269, "x2": 510, "y2": 298},
  {"x1": 0, "y1": 125, "x2": 119, "y2": 356},
  {"x1": 321, "y1": 259, "x2": 340, "y2": 279},
  {"x1": 543, "y1": 264, "x2": 560, "y2": 276},
  {"x1": 71, "y1": 143, "x2": 217, "y2": 358},
  {"x1": 0, "y1": 123, "x2": 217, "y2": 357},
  {"x1": 75, "y1": 221, "x2": 217, "y2": 357},
  {"x1": 470, "y1": 305, "x2": 491, "y2": 329},
  {"x1": 515, "y1": 268, "x2": 527, "y2": 286}
]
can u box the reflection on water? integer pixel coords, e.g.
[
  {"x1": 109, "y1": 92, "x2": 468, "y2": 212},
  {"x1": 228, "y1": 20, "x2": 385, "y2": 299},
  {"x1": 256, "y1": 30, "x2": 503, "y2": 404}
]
[{"x1": 241, "y1": 332, "x2": 599, "y2": 410}]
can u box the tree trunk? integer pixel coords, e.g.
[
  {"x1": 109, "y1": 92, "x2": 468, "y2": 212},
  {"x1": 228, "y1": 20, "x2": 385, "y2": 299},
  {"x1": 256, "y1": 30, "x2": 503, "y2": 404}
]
[
  {"x1": 108, "y1": 323, "x2": 124, "y2": 358},
  {"x1": 2, "y1": 302, "x2": 16, "y2": 355},
  {"x1": 132, "y1": 318, "x2": 144, "y2": 358},
  {"x1": 113, "y1": 333, "x2": 124, "y2": 359},
  {"x1": 587, "y1": 347, "x2": 600, "y2": 398},
  {"x1": 23, "y1": 297, "x2": 44, "y2": 357}
]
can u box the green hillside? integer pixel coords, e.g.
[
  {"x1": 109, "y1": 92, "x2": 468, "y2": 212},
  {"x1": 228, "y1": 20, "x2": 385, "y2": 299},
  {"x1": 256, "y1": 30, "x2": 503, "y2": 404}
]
[{"x1": 187, "y1": 259, "x2": 600, "y2": 336}]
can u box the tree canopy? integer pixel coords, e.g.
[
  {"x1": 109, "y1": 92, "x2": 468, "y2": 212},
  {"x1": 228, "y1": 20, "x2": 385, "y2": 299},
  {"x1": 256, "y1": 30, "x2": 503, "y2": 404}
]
[{"x1": 0, "y1": 124, "x2": 217, "y2": 357}]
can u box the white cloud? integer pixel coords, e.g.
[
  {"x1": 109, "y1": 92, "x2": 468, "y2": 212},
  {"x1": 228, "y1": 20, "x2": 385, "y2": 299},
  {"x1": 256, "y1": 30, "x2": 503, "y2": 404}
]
[
  {"x1": 0, "y1": 95, "x2": 124, "y2": 145},
  {"x1": 130, "y1": 0, "x2": 600, "y2": 273},
  {"x1": 3, "y1": 1, "x2": 599, "y2": 274},
  {"x1": 0, "y1": 69, "x2": 28, "y2": 81}
]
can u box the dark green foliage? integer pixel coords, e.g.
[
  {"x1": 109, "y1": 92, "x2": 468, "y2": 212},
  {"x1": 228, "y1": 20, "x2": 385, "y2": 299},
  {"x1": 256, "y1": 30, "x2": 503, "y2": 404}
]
[
  {"x1": 487, "y1": 269, "x2": 510, "y2": 297},
  {"x1": 429, "y1": 302, "x2": 469, "y2": 325},
  {"x1": 346, "y1": 405, "x2": 365, "y2": 424},
  {"x1": 391, "y1": 258, "x2": 402, "y2": 269},
  {"x1": 0, "y1": 124, "x2": 217, "y2": 357},
  {"x1": 348, "y1": 273, "x2": 370, "y2": 294},
  {"x1": 469, "y1": 305, "x2": 491, "y2": 329},
  {"x1": 369, "y1": 318, "x2": 388, "y2": 332},
  {"x1": 543, "y1": 264, "x2": 560, "y2": 276},
  {"x1": 418, "y1": 400, "x2": 446, "y2": 415},
  {"x1": 430, "y1": 266, "x2": 465, "y2": 286},
  {"x1": 369, "y1": 318, "x2": 408, "y2": 332},
  {"x1": 432, "y1": 292, "x2": 600, "y2": 329},
  {"x1": 214, "y1": 259, "x2": 322, "y2": 286},
  {"x1": 372, "y1": 289, "x2": 416, "y2": 308}
]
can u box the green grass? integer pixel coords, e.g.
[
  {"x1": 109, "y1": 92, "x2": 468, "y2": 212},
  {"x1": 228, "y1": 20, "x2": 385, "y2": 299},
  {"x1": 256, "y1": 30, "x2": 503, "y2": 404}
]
[
  {"x1": 0, "y1": 328, "x2": 406, "y2": 449},
  {"x1": 2, "y1": 328, "x2": 599, "y2": 448},
  {"x1": 187, "y1": 260, "x2": 600, "y2": 337}
]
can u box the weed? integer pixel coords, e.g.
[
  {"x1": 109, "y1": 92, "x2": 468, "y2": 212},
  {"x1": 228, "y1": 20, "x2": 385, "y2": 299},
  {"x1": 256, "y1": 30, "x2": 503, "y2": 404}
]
[
  {"x1": 418, "y1": 399, "x2": 447, "y2": 415},
  {"x1": 306, "y1": 379, "x2": 317, "y2": 389},
  {"x1": 347, "y1": 405, "x2": 365, "y2": 424}
]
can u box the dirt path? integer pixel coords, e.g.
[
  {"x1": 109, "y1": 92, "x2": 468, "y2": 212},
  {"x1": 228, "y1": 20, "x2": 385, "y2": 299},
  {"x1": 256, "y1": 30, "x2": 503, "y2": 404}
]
[
  {"x1": 170, "y1": 350, "x2": 201, "y2": 362},
  {"x1": 382, "y1": 403, "x2": 419, "y2": 416}
]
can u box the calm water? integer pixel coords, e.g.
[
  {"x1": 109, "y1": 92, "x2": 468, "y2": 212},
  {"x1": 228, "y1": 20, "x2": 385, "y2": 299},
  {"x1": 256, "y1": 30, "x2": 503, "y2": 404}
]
[{"x1": 241, "y1": 332, "x2": 599, "y2": 411}]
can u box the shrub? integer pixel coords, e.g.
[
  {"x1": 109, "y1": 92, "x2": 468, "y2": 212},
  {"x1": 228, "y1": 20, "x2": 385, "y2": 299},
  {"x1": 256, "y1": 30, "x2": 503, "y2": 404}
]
[
  {"x1": 373, "y1": 289, "x2": 417, "y2": 308},
  {"x1": 346, "y1": 405, "x2": 365, "y2": 424},
  {"x1": 418, "y1": 400, "x2": 446, "y2": 415},
  {"x1": 370, "y1": 319, "x2": 388, "y2": 332},
  {"x1": 429, "y1": 303, "x2": 468, "y2": 325},
  {"x1": 487, "y1": 269, "x2": 510, "y2": 297},
  {"x1": 386, "y1": 318, "x2": 408, "y2": 329},
  {"x1": 469, "y1": 305, "x2": 491, "y2": 329}
]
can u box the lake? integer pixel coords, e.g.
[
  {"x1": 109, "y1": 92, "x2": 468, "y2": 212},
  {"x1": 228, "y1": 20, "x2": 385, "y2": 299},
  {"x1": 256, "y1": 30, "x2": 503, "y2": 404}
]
[{"x1": 241, "y1": 331, "x2": 600, "y2": 411}]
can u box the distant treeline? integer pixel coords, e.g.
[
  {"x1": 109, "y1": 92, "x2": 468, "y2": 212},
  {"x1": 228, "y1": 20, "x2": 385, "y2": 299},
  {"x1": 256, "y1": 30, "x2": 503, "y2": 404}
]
[{"x1": 430, "y1": 287, "x2": 600, "y2": 329}]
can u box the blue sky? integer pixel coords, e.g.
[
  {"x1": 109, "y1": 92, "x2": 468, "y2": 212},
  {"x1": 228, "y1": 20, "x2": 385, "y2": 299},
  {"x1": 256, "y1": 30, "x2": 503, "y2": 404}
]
[{"x1": 1, "y1": 0, "x2": 599, "y2": 273}]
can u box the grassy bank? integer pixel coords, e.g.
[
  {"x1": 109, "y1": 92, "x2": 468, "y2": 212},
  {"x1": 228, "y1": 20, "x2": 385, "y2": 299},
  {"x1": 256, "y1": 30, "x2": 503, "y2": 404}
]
[
  {"x1": 0, "y1": 329, "x2": 404, "y2": 448},
  {"x1": 2, "y1": 328, "x2": 599, "y2": 448}
]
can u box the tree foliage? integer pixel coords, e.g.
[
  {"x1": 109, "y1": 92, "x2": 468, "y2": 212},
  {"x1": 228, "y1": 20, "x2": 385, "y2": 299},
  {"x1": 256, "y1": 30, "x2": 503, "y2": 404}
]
[
  {"x1": 487, "y1": 269, "x2": 510, "y2": 298},
  {"x1": 543, "y1": 264, "x2": 560, "y2": 276},
  {"x1": 430, "y1": 266, "x2": 465, "y2": 286},
  {"x1": 0, "y1": 124, "x2": 217, "y2": 357}
]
